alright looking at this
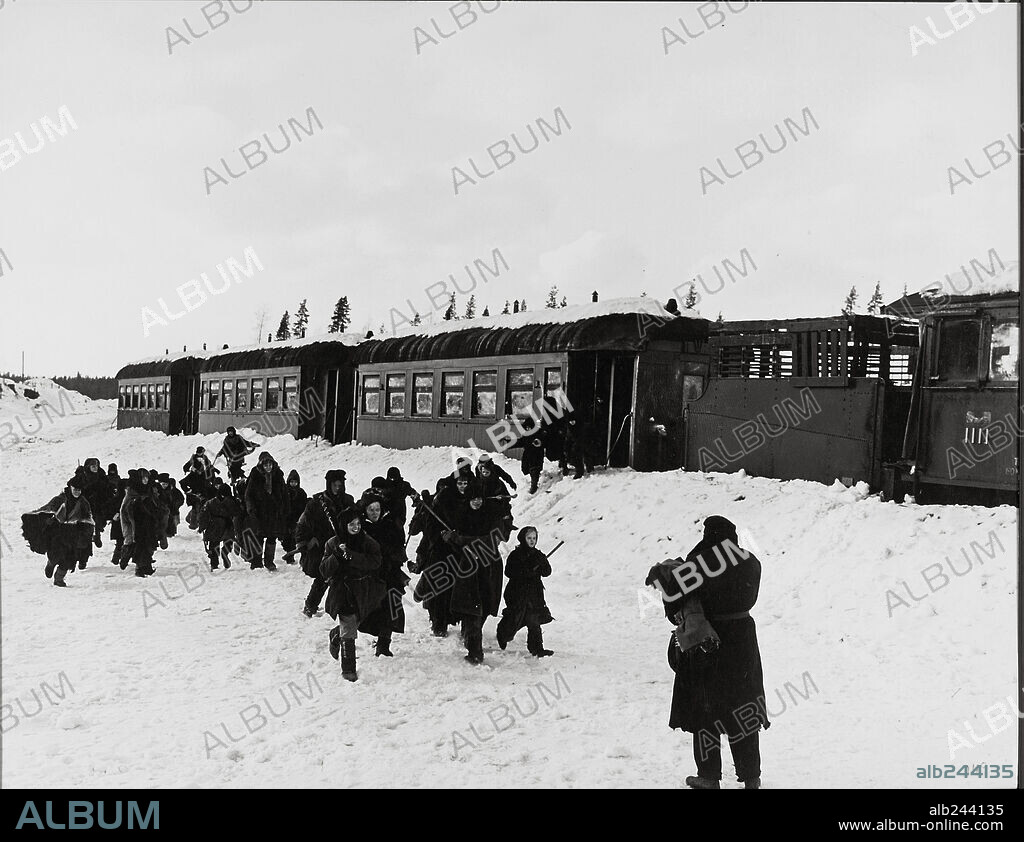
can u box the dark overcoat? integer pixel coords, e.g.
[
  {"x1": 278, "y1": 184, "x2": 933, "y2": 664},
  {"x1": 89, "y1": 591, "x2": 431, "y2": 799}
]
[{"x1": 660, "y1": 539, "x2": 770, "y2": 737}]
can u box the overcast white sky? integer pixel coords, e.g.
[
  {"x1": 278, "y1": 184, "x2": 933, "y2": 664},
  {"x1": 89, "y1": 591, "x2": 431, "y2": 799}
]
[{"x1": 0, "y1": 0, "x2": 1018, "y2": 376}]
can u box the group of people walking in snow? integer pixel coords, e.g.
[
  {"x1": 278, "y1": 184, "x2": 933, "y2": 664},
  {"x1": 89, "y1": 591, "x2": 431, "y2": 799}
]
[
  {"x1": 20, "y1": 430, "x2": 559, "y2": 680},
  {"x1": 20, "y1": 418, "x2": 769, "y2": 787}
]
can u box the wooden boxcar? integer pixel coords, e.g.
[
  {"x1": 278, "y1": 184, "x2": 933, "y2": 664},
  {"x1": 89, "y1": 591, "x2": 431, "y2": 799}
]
[
  {"x1": 683, "y1": 315, "x2": 920, "y2": 488},
  {"x1": 115, "y1": 354, "x2": 203, "y2": 435},
  {"x1": 351, "y1": 299, "x2": 711, "y2": 470},
  {"x1": 196, "y1": 335, "x2": 361, "y2": 443},
  {"x1": 885, "y1": 278, "x2": 1019, "y2": 504}
]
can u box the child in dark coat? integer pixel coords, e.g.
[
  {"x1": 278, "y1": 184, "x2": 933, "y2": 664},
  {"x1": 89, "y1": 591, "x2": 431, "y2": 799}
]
[
  {"x1": 198, "y1": 486, "x2": 235, "y2": 570},
  {"x1": 496, "y1": 526, "x2": 554, "y2": 657},
  {"x1": 281, "y1": 469, "x2": 308, "y2": 562}
]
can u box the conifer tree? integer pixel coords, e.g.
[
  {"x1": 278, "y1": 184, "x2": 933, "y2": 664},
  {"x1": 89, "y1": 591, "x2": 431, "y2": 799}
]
[
  {"x1": 867, "y1": 283, "x2": 884, "y2": 315},
  {"x1": 482, "y1": 305, "x2": 490, "y2": 317},
  {"x1": 444, "y1": 293, "x2": 457, "y2": 320},
  {"x1": 684, "y1": 283, "x2": 699, "y2": 310},
  {"x1": 545, "y1": 285, "x2": 559, "y2": 309},
  {"x1": 502, "y1": 300, "x2": 511, "y2": 315},
  {"x1": 513, "y1": 300, "x2": 520, "y2": 314},
  {"x1": 520, "y1": 298, "x2": 527, "y2": 311},
  {"x1": 560, "y1": 296, "x2": 567, "y2": 308},
  {"x1": 293, "y1": 299, "x2": 309, "y2": 338},
  {"x1": 842, "y1": 286, "x2": 858, "y2": 315},
  {"x1": 328, "y1": 296, "x2": 351, "y2": 333},
  {"x1": 464, "y1": 294, "x2": 476, "y2": 319},
  {"x1": 275, "y1": 311, "x2": 290, "y2": 340}
]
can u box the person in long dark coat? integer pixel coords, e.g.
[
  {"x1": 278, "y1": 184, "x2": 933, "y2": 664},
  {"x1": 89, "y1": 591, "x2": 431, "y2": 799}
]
[
  {"x1": 645, "y1": 515, "x2": 769, "y2": 790},
  {"x1": 127, "y1": 480, "x2": 162, "y2": 578},
  {"x1": 496, "y1": 526, "x2": 553, "y2": 656},
  {"x1": 410, "y1": 483, "x2": 454, "y2": 637},
  {"x1": 108, "y1": 469, "x2": 128, "y2": 567},
  {"x1": 359, "y1": 494, "x2": 410, "y2": 657},
  {"x1": 384, "y1": 466, "x2": 417, "y2": 533},
  {"x1": 74, "y1": 458, "x2": 111, "y2": 548},
  {"x1": 198, "y1": 485, "x2": 236, "y2": 570},
  {"x1": 22, "y1": 475, "x2": 95, "y2": 586},
  {"x1": 474, "y1": 458, "x2": 514, "y2": 539},
  {"x1": 564, "y1": 414, "x2": 593, "y2": 479},
  {"x1": 295, "y1": 469, "x2": 355, "y2": 617},
  {"x1": 441, "y1": 483, "x2": 505, "y2": 664},
  {"x1": 320, "y1": 509, "x2": 385, "y2": 682},
  {"x1": 242, "y1": 452, "x2": 288, "y2": 570},
  {"x1": 162, "y1": 476, "x2": 185, "y2": 538},
  {"x1": 519, "y1": 423, "x2": 547, "y2": 494},
  {"x1": 281, "y1": 469, "x2": 308, "y2": 563}
]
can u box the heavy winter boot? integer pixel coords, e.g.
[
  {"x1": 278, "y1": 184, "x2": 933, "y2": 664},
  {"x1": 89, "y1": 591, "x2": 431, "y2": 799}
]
[
  {"x1": 375, "y1": 633, "x2": 393, "y2": 658},
  {"x1": 328, "y1": 627, "x2": 341, "y2": 660},
  {"x1": 744, "y1": 778, "x2": 761, "y2": 790},
  {"x1": 341, "y1": 639, "x2": 357, "y2": 682},
  {"x1": 93, "y1": 530, "x2": 102, "y2": 548},
  {"x1": 77, "y1": 559, "x2": 88, "y2": 570},
  {"x1": 684, "y1": 776, "x2": 720, "y2": 790},
  {"x1": 52, "y1": 567, "x2": 68, "y2": 588},
  {"x1": 527, "y1": 626, "x2": 553, "y2": 657},
  {"x1": 44, "y1": 558, "x2": 56, "y2": 579}
]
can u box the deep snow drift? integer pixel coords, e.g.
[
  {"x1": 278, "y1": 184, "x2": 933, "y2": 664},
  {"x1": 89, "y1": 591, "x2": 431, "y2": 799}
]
[{"x1": 0, "y1": 404, "x2": 1016, "y2": 789}]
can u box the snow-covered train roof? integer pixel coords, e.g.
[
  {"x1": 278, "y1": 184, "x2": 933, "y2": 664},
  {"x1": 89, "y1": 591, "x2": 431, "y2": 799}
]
[
  {"x1": 919, "y1": 259, "x2": 1019, "y2": 300},
  {"x1": 355, "y1": 297, "x2": 709, "y2": 364},
  {"x1": 391, "y1": 296, "x2": 697, "y2": 339}
]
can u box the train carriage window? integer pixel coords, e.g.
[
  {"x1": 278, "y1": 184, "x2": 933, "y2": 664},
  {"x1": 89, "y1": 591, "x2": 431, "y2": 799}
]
[
  {"x1": 544, "y1": 368, "x2": 563, "y2": 397},
  {"x1": 935, "y1": 318, "x2": 981, "y2": 382},
  {"x1": 362, "y1": 375, "x2": 381, "y2": 415},
  {"x1": 131, "y1": 385, "x2": 140, "y2": 409},
  {"x1": 386, "y1": 373, "x2": 406, "y2": 416},
  {"x1": 222, "y1": 379, "x2": 234, "y2": 412},
  {"x1": 251, "y1": 378, "x2": 264, "y2": 411},
  {"x1": 413, "y1": 374, "x2": 433, "y2": 416},
  {"x1": 119, "y1": 386, "x2": 127, "y2": 408},
  {"x1": 266, "y1": 377, "x2": 281, "y2": 410},
  {"x1": 209, "y1": 379, "x2": 220, "y2": 410},
  {"x1": 441, "y1": 372, "x2": 464, "y2": 417},
  {"x1": 201, "y1": 381, "x2": 209, "y2": 410},
  {"x1": 155, "y1": 383, "x2": 164, "y2": 410},
  {"x1": 236, "y1": 379, "x2": 248, "y2": 411},
  {"x1": 284, "y1": 376, "x2": 299, "y2": 411},
  {"x1": 472, "y1": 370, "x2": 497, "y2": 418},
  {"x1": 989, "y1": 320, "x2": 1019, "y2": 382},
  {"x1": 506, "y1": 369, "x2": 534, "y2": 417},
  {"x1": 682, "y1": 375, "x2": 705, "y2": 401},
  {"x1": 162, "y1": 383, "x2": 169, "y2": 410},
  {"x1": 145, "y1": 384, "x2": 153, "y2": 409}
]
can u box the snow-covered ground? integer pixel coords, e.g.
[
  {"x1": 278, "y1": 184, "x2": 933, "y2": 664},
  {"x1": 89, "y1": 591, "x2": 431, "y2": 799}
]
[{"x1": 0, "y1": 400, "x2": 1017, "y2": 789}]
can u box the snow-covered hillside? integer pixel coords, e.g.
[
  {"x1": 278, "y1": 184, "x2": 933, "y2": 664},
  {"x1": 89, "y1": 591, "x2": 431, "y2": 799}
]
[
  {"x1": 0, "y1": 404, "x2": 1016, "y2": 788},
  {"x1": 0, "y1": 378, "x2": 114, "y2": 452}
]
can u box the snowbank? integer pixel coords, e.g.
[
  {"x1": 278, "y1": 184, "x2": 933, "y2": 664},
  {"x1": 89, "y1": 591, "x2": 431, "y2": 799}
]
[{"x1": 0, "y1": 405, "x2": 1016, "y2": 789}]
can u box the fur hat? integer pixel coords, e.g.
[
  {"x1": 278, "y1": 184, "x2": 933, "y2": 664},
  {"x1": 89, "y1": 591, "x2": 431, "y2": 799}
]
[
  {"x1": 67, "y1": 475, "x2": 86, "y2": 490},
  {"x1": 325, "y1": 469, "x2": 346, "y2": 488},
  {"x1": 226, "y1": 426, "x2": 237, "y2": 434},
  {"x1": 702, "y1": 515, "x2": 738, "y2": 543},
  {"x1": 107, "y1": 463, "x2": 118, "y2": 473},
  {"x1": 477, "y1": 453, "x2": 492, "y2": 463},
  {"x1": 386, "y1": 466, "x2": 402, "y2": 481},
  {"x1": 287, "y1": 469, "x2": 300, "y2": 484},
  {"x1": 338, "y1": 507, "x2": 362, "y2": 526}
]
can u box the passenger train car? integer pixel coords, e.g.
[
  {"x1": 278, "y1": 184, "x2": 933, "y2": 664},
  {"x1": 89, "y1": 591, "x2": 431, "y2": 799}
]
[{"x1": 114, "y1": 289, "x2": 1018, "y2": 504}]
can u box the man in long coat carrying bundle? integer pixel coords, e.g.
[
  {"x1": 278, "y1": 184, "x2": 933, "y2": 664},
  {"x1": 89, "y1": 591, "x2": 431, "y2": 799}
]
[{"x1": 646, "y1": 515, "x2": 769, "y2": 790}]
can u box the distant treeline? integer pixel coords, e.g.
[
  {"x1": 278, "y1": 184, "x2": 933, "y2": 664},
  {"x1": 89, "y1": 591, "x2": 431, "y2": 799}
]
[{"x1": 0, "y1": 372, "x2": 117, "y2": 400}]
